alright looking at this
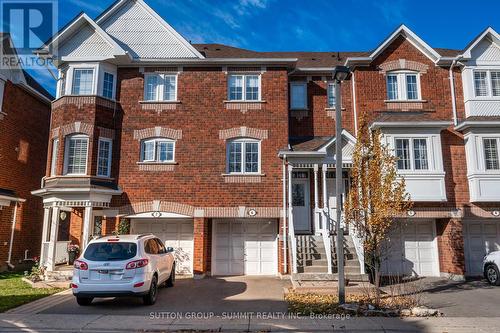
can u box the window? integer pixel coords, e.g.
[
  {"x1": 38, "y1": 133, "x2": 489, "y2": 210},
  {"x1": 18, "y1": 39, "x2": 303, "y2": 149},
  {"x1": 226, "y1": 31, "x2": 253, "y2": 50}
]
[
  {"x1": 474, "y1": 71, "x2": 488, "y2": 97},
  {"x1": 71, "y1": 69, "x2": 94, "y2": 95},
  {"x1": 93, "y1": 216, "x2": 103, "y2": 236},
  {"x1": 64, "y1": 135, "x2": 88, "y2": 175},
  {"x1": 144, "y1": 74, "x2": 177, "y2": 101},
  {"x1": 491, "y1": 71, "x2": 500, "y2": 97},
  {"x1": 58, "y1": 69, "x2": 67, "y2": 98},
  {"x1": 227, "y1": 139, "x2": 260, "y2": 174},
  {"x1": 144, "y1": 239, "x2": 159, "y2": 255},
  {"x1": 84, "y1": 242, "x2": 137, "y2": 261},
  {"x1": 395, "y1": 138, "x2": 429, "y2": 171},
  {"x1": 228, "y1": 74, "x2": 260, "y2": 101},
  {"x1": 140, "y1": 138, "x2": 175, "y2": 163},
  {"x1": 483, "y1": 138, "x2": 500, "y2": 170},
  {"x1": 386, "y1": 72, "x2": 420, "y2": 101},
  {"x1": 97, "y1": 138, "x2": 112, "y2": 177},
  {"x1": 102, "y1": 72, "x2": 114, "y2": 99},
  {"x1": 327, "y1": 82, "x2": 336, "y2": 108},
  {"x1": 50, "y1": 138, "x2": 58, "y2": 176},
  {"x1": 290, "y1": 82, "x2": 307, "y2": 109}
]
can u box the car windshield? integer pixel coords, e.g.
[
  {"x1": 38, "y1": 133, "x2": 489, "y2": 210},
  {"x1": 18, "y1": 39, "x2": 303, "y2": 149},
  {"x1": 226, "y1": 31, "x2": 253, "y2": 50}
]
[{"x1": 83, "y1": 242, "x2": 137, "y2": 261}]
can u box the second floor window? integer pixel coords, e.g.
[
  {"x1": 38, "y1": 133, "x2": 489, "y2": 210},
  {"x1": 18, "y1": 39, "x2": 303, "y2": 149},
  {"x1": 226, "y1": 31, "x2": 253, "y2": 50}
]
[
  {"x1": 327, "y1": 83, "x2": 336, "y2": 108},
  {"x1": 483, "y1": 138, "x2": 500, "y2": 170},
  {"x1": 474, "y1": 70, "x2": 500, "y2": 97},
  {"x1": 64, "y1": 135, "x2": 88, "y2": 175},
  {"x1": 228, "y1": 74, "x2": 260, "y2": 101},
  {"x1": 97, "y1": 138, "x2": 112, "y2": 177},
  {"x1": 386, "y1": 72, "x2": 420, "y2": 101},
  {"x1": 144, "y1": 74, "x2": 177, "y2": 101},
  {"x1": 72, "y1": 69, "x2": 94, "y2": 95},
  {"x1": 141, "y1": 138, "x2": 175, "y2": 163},
  {"x1": 102, "y1": 72, "x2": 114, "y2": 99},
  {"x1": 290, "y1": 82, "x2": 307, "y2": 109},
  {"x1": 227, "y1": 139, "x2": 260, "y2": 174},
  {"x1": 50, "y1": 138, "x2": 58, "y2": 176},
  {"x1": 395, "y1": 138, "x2": 428, "y2": 171}
]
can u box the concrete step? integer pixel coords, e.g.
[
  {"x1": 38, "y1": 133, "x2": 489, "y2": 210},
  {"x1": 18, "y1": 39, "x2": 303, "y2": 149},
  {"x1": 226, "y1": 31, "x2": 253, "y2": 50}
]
[
  {"x1": 292, "y1": 273, "x2": 370, "y2": 282},
  {"x1": 298, "y1": 259, "x2": 328, "y2": 266},
  {"x1": 298, "y1": 265, "x2": 329, "y2": 273}
]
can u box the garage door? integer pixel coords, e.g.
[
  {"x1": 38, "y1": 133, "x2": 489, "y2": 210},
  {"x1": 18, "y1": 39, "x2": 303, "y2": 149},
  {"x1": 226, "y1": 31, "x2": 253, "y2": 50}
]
[
  {"x1": 464, "y1": 220, "x2": 500, "y2": 276},
  {"x1": 131, "y1": 219, "x2": 194, "y2": 275},
  {"x1": 212, "y1": 219, "x2": 277, "y2": 276},
  {"x1": 382, "y1": 219, "x2": 439, "y2": 277}
]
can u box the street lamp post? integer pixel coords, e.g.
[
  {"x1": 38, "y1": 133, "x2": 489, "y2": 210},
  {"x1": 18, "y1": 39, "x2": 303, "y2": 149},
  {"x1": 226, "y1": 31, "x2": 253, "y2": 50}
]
[{"x1": 332, "y1": 65, "x2": 350, "y2": 304}]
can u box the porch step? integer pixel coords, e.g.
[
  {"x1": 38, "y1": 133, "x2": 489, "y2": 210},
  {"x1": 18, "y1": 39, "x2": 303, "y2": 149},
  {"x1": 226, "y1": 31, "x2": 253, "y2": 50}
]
[
  {"x1": 44, "y1": 267, "x2": 73, "y2": 281},
  {"x1": 292, "y1": 273, "x2": 370, "y2": 282}
]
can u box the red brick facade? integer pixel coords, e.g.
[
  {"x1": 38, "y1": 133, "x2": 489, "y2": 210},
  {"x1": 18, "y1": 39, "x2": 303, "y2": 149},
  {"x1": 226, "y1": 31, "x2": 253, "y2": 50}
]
[{"x1": 0, "y1": 80, "x2": 51, "y2": 270}]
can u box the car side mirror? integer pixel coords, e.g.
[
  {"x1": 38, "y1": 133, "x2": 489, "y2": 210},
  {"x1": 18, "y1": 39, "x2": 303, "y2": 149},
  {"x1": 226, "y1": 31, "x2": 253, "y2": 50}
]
[{"x1": 165, "y1": 246, "x2": 174, "y2": 253}]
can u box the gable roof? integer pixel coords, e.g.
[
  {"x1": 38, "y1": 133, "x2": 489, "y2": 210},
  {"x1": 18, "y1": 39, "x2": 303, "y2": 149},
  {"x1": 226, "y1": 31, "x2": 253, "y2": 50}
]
[
  {"x1": 95, "y1": 0, "x2": 204, "y2": 60},
  {"x1": 461, "y1": 27, "x2": 500, "y2": 59}
]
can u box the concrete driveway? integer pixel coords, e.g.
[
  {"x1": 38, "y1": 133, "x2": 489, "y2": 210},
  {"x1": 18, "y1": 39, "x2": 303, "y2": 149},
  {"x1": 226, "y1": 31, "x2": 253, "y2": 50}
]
[
  {"x1": 41, "y1": 276, "x2": 289, "y2": 315},
  {"x1": 416, "y1": 277, "x2": 500, "y2": 317}
]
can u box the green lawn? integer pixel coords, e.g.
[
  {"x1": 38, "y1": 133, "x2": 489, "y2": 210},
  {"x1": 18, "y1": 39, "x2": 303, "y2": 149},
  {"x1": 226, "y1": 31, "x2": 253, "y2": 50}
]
[{"x1": 0, "y1": 272, "x2": 65, "y2": 312}]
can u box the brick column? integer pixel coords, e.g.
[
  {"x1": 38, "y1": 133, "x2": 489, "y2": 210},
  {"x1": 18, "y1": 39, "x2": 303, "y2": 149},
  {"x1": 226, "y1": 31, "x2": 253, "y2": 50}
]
[
  {"x1": 193, "y1": 217, "x2": 209, "y2": 277},
  {"x1": 436, "y1": 218, "x2": 465, "y2": 279}
]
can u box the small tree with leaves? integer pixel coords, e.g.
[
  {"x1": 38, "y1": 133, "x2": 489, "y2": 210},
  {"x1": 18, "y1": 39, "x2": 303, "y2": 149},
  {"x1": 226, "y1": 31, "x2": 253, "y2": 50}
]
[{"x1": 344, "y1": 115, "x2": 412, "y2": 300}]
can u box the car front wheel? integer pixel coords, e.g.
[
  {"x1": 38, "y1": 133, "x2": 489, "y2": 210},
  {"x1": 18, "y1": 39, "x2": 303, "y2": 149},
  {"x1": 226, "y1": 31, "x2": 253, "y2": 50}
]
[
  {"x1": 76, "y1": 297, "x2": 93, "y2": 306},
  {"x1": 143, "y1": 275, "x2": 158, "y2": 305},
  {"x1": 485, "y1": 264, "x2": 500, "y2": 285}
]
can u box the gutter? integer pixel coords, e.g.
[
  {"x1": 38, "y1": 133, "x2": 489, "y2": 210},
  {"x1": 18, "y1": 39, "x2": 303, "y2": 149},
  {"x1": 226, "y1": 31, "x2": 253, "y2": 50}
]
[
  {"x1": 282, "y1": 157, "x2": 287, "y2": 274},
  {"x1": 455, "y1": 120, "x2": 500, "y2": 131},
  {"x1": 370, "y1": 121, "x2": 452, "y2": 130},
  {"x1": 449, "y1": 56, "x2": 463, "y2": 126}
]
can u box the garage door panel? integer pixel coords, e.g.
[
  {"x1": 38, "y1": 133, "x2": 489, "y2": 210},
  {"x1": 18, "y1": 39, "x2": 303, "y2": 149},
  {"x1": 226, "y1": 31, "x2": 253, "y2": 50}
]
[{"x1": 464, "y1": 220, "x2": 500, "y2": 276}]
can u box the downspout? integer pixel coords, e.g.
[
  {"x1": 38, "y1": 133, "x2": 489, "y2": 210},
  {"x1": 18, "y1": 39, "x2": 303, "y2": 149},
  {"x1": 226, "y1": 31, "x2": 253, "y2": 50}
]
[
  {"x1": 449, "y1": 56, "x2": 462, "y2": 126},
  {"x1": 282, "y1": 156, "x2": 288, "y2": 274},
  {"x1": 351, "y1": 70, "x2": 358, "y2": 134}
]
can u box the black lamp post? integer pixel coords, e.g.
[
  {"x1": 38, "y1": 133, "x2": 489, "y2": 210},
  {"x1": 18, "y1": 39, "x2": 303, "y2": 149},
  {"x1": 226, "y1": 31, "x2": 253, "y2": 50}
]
[{"x1": 332, "y1": 65, "x2": 350, "y2": 304}]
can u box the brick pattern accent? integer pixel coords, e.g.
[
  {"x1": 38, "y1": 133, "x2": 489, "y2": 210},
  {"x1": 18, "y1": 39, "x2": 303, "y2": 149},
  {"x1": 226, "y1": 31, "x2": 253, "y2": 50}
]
[
  {"x1": 436, "y1": 218, "x2": 465, "y2": 276},
  {"x1": 378, "y1": 59, "x2": 429, "y2": 74},
  {"x1": 218, "y1": 126, "x2": 269, "y2": 140},
  {"x1": 58, "y1": 121, "x2": 94, "y2": 137},
  {"x1": 52, "y1": 95, "x2": 116, "y2": 110},
  {"x1": 385, "y1": 101, "x2": 425, "y2": 111},
  {"x1": 140, "y1": 102, "x2": 178, "y2": 113},
  {"x1": 133, "y1": 126, "x2": 182, "y2": 140},
  {"x1": 224, "y1": 101, "x2": 264, "y2": 113},
  {"x1": 118, "y1": 201, "x2": 196, "y2": 217},
  {"x1": 97, "y1": 126, "x2": 115, "y2": 139},
  {"x1": 138, "y1": 163, "x2": 175, "y2": 172},
  {"x1": 223, "y1": 175, "x2": 262, "y2": 183},
  {"x1": 202, "y1": 206, "x2": 281, "y2": 218}
]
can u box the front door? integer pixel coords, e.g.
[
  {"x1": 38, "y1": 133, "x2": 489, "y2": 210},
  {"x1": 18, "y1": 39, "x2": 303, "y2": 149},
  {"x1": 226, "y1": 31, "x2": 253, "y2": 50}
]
[
  {"x1": 292, "y1": 171, "x2": 311, "y2": 233},
  {"x1": 327, "y1": 171, "x2": 349, "y2": 230}
]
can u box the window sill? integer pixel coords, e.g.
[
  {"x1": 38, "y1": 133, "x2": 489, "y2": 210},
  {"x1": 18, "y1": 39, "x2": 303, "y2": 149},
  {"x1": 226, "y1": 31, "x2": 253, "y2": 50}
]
[
  {"x1": 384, "y1": 99, "x2": 427, "y2": 103},
  {"x1": 224, "y1": 100, "x2": 265, "y2": 113},
  {"x1": 137, "y1": 161, "x2": 178, "y2": 165},
  {"x1": 325, "y1": 107, "x2": 346, "y2": 111},
  {"x1": 222, "y1": 173, "x2": 265, "y2": 183},
  {"x1": 137, "y1": 162, "x2": 177, "y2": 172},
  {"x1": 224, "y1": 100, "x2": 266, "y2": 104},
  {"x1": 139, "y1": 100, "x2": 181, "y2": 104},
  {"x1": 222, "y1": 173, "x2": 265, "y2": 176}
]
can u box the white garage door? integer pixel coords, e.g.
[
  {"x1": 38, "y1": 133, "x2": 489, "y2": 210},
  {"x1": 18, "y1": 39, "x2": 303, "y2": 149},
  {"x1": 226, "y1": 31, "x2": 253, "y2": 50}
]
[
  {"x1": 464, "y1": 220, "x2": 500, "y2": 276},
  {"x1": 382, "y1": 219, "x2": 439, "y2": 277},
  {"x1": 131, "y1": 219, "x2": 194, "y2": 275},
  {"x1": 213, "y1": 219, "x2": 277, "y2": 276}
]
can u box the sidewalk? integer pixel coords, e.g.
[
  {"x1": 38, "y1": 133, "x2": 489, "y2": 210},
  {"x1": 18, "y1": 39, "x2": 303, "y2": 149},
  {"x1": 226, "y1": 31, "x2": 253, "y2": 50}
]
[{"x1": 1, "y1": 313, "x2": 500, "y2": 332}]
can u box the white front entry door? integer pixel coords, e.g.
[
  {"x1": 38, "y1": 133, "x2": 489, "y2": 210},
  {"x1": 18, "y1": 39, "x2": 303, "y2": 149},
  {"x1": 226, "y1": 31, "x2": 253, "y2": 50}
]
[
  {"x1": 327, "y1": 176, "x2": 348, "y2": 230},
  {"x1": 213, "y1": 219, "x2": 277, "y2": 275},
  {"x1": 131, "y1": 218, "x2": 194, "y2": 274},
  {"x1": 292, "y1": 171, "x2": 311, "y2": 233},
  {"x1": 464, "y1": 220, "x2": 500, "y2": 276},
  {"x1": 382, "y1": 219, "x2": 439, "y2": 277}
]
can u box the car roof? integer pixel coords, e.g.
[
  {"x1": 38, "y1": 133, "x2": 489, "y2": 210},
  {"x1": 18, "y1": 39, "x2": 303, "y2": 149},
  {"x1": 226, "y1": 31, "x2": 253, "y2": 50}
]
[{"x1": 89, "y1": 234, "x2": 154, "y2": 243}]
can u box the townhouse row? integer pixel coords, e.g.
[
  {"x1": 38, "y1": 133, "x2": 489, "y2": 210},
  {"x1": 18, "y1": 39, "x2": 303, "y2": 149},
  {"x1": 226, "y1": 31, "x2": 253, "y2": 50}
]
[{"x1": 1, "y1": 0, "x2": 499, "y2": 280}]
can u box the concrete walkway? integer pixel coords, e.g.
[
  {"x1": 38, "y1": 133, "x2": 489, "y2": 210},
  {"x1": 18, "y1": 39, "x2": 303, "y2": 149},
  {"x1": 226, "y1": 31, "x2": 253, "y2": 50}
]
[{"x1": 1, "y1": 313, "x2": 500, "y2": 332}]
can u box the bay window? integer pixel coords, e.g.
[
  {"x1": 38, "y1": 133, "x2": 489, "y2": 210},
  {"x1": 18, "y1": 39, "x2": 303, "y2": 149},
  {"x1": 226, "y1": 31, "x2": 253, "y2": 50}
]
[
  {"x1": 144, "y1": 74, "x2": 178, "y2": 101},
  {"x1": 395, "y1": 138, "x2": 429, "y2": 171},
  {"x1": 228, "y1": 74, "x2": 261, "y2": 101},
  {"x1": 227, "y1": 138, "x2": 260, "y2": 174},
  {"x1": 483, "y1": 138, "x2": 500, "y2": 170},
  {"x1": 474, "y1": 70, "x2": 500, "y2": 97},
  {"x1": 64, "y1": 135, "x2": 89, "y2": 175},
  {"x1": 386, "y1": 71, "x2": 421, "y2": 101},
  {"x1": 140, "y1": 138, "x2": 175, "y2": 163},
  {"x1": 290, "y1": 82, "x2": 307, "y2": 109},
  {"x1": 102, "y1": 72, "x2": 115, "y2": 99},
  {"x1": 71, "y1": 69, "x2": 94, "y2": 95},
  {"x1": 97, "y1": 138, "x2": 112, "y2": 177}
]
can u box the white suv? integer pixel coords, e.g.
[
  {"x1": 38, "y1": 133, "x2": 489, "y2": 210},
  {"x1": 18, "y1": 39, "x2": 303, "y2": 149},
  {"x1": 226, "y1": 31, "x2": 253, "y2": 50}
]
[
  {"x1": 72, "y1": 234, "x2": 176, "y2": 305},
  {"x1": 483, "y1": 250, "x2": 500, "y2": 285}
]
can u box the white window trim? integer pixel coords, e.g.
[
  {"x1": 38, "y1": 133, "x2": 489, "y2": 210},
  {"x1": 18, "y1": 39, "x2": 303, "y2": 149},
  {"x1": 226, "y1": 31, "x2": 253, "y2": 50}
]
[
  {"x1": 101, "y1": 72, "x2": 115, "y2": 100},
  {"x1": 227, "y1": 73, "x2": 262, "y2": 102},
  {"x1": 290, "y1": 81, "x2": 308, "y2": 110},
  {"x1": 71, "y1": 68, "x2": 95, "y2": 96},
  {"x1": 63, "y1": 134, "x2": 89, "y2": 176},
  {"x1": 226, "y1": 138, "x2": 261, "y2": 174},
  {"x1": 481, "y1": 137, "x2": 500, "y2": 172},
  {"x1": 143, "y1": 73, "x2": 178, "y2": 102},
  {"x1": 140, "y1": 138, "x2": 176, "y2": 163},
  {"x1": 97, "y1": 137, "x2": 113, "y2": 177},
  {"x1": 473, "y1": 69, "x2": 500, "y2": 98},
  {"x1": 50, "y1": 138, "x2": 59, "y2": 176},
  {"x1": 386, "y1": 71, "x2": 422, "y2": 101},
  {"x1": 394, "y1": 137, "x2": 430, "y2": 172}
]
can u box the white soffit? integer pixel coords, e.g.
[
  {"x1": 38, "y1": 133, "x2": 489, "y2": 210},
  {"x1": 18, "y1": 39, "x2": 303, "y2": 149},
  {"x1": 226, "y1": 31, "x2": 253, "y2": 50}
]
[{"x1": 96, "y1": 0, "x2": 204, "y2": 60}]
